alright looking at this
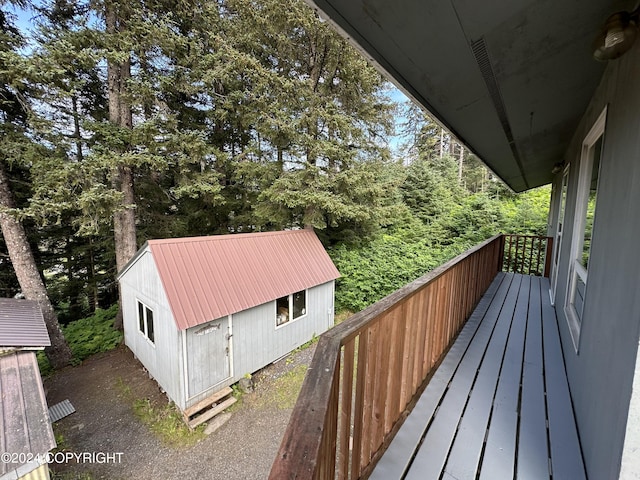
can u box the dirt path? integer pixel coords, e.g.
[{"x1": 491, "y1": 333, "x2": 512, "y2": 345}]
[{"x1": 44, "y1": 344, "x2": 315, "y2": 480}]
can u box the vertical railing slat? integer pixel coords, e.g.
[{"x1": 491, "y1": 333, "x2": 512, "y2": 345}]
[
  {"x1": 387, "y1": 306, "x2": 405, "y2": 431},
  {"x1": 339, "y1": 340, "x2": 356, "y2": 479},
  {"x1": 350, "y1": 331, "x2": 368, "y2": 480}
]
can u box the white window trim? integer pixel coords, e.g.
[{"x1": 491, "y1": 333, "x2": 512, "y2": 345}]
[
  {"x1": 137, "y1": 299, "x2": 156, "y2": 346},
  {"x1": 550, "y1": 165, "x2": 570, "y2": 304},
  {"x1": 275, "y1": 289, "x2": 308, "y2": 329},
  {"x1": 564, "y1": 105, "x2": 606, "y2": 352}
]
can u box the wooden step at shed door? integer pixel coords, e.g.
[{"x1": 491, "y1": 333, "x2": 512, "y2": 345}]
[{"x1": 183, "y1": 386, "x2": 237, "y2": 429}]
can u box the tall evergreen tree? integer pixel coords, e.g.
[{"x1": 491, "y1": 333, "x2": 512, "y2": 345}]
[
  {"x1": 222, "y1": 0, "x2": 400, "y2": 237},
  {"x1": 0, "y1": 5, "x2": 72, "y2": 367}
]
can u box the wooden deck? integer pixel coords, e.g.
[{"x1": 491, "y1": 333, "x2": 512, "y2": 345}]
[{"x1": 370, "y1": 272, "x2": 585, "y2": 480}]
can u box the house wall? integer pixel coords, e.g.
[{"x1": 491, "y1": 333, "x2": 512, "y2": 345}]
[
  {"x1": 550, "y1": 40, "x2": 640, "y2": 480},
  {"x1": 119, "y1": 249, "x2": 185, "y2": 409}
]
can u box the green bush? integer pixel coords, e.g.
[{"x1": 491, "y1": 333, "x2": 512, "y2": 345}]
[
  {"x1": 38, "y1": 305, "x2": 122, "y2": 373},
  {"x1": 328, "y1": 186, "x2": 551, "y2": 314},
  {"x1": 63, "y1": 305, "x2": 122, "y2": 363},
  {"x1": 329, "y1": 222, "x2": 440, "y2": 311}
]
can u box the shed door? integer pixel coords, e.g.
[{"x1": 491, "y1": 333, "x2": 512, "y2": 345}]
[{"x1": 186, "y1": 317, "x2": 232, "y2": 398}]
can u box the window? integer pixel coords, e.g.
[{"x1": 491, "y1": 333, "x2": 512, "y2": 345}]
[
  {"x1": 137, "y1": 300, "x2": 155, "y2": 344},
  {"x1": 276, "y1": 290, "x2": 307, "y2": 327},
  {"x1": 565, "y1": 106, "x2": 606, "y2": 350}
]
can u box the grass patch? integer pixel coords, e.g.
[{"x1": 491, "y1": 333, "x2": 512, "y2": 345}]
[
  {"x1": 272, "y1": 364, "x2": 308, "y2": 409},
  {"x1": 253, "y1": 364, "x2": 308, "y2": 410},
  {"x1": 52, "y1": 429, "x2": 69, "y2": 453},
  {"x1": 132, "y1": 398, "x2": 206, "y2": 448},
  {"x1": 114, "y1": 375, "x2": 205, "y2": 448},
  {"x1": 50, "y1": 471, "x2": 95, "y2": 480},
  {"x1": 226, "y1": 378, "x2": 250, "y2": 412},
  {"x1": 49, "y1": 430, "x2": 96, "y2": 480},
  {"x1": 335, "y1": 310, "x2": 354, "y2": 325}
]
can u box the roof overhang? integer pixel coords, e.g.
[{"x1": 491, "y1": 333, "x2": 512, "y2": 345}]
[{"x1": 305, "y1": 0, "x2": 635, "y2": 192}]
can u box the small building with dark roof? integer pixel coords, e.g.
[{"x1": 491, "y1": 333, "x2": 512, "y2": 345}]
[
  {"x1": 0, "y1": 299, "x2": 55, "y2": 480},
  {"x1": 117, "y1": 230, "x2": 340, "y2": 418}
]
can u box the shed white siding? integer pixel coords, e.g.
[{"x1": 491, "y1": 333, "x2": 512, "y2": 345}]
[
  {"x1": 120, "y1": 249, "x2": 185, "y2": 409},
  {"x1": 181, "y1": 280, "x2": 335, "y2": 409},
  {"x1": 549, "y1": 40, "x2": 640, "y2": 479},
  {"x1": 233, "y1": 281, "x2": 335, "y2": 379}
]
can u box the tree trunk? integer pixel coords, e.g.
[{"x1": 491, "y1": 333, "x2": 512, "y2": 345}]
[
  {"x1": 0, "y1": 162, "x2": 72, "y2": 368},
  {"x1": 106, "y1": 1, "x2": 137, "y2": 330}
]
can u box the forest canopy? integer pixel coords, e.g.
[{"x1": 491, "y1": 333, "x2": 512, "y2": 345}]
[{"x1": 0, "y1": 0, "x2": 550, "y2": 363}]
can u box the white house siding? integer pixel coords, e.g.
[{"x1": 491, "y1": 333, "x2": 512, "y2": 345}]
[
  {"x1": 232, "y1": 281, "x2": 335, "y2": 380},
  {"x1": 120, "y1": 249, "x2": 186, "y2": 410},
  {"x1": 550, "y1": 40, "x2": 640, "y2": 480}
]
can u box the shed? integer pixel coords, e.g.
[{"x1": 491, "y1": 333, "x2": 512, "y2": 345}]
[
  {"x1": 117, "y1": 229, "x2": 340, "y2": 419},
  {"x1": 0, "y1": 299, "x2": 55, "y2": 480}
]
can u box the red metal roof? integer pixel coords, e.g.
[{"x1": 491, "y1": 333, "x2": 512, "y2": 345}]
[
  {"x1": 147, "y1": 230, "x2": 340, "y2": 330},
  {"x1": 0, "y1": 299, "x2": 50, "y2": 348}
]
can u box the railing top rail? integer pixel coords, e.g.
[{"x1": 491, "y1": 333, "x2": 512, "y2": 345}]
[{"x1": 503, "y1": 234, "x2": 549, "y2": 238}]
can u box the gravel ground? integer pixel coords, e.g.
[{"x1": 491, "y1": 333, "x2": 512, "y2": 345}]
[{"x1": 44, "y1": 343, "x2": 316, "y2": 480}]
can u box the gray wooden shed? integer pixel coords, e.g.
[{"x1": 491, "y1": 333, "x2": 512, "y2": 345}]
[{"x1": 117, "y1": 230, "x2": 340, "y2": 421}]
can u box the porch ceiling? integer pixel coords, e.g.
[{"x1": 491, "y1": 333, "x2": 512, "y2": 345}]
[{"x1": 306, "y1": 0, "x2": 635, "y2": 192}]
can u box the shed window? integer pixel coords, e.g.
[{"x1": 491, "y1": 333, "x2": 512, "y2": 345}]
[
  {"x1": 137, "y1": 300, "x2": 155, "y2": 344},
  {"x1": 292, "y1": 290, "x2": 306, "y2": 319},
  {"x1": 276, "y1": 290, "x2": 307, "y2": 327}
]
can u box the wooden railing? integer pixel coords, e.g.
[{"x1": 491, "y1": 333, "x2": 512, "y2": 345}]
[
  {"x1": 501, "y1": 234, "x2": 553, "y2": 277},
  {"x1": 269, "y1": 235, "x2": 504, "y2": 480}
]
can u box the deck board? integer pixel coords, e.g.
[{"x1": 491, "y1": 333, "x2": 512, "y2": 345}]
[
  {"x1": 517, "y1": 276, "x2": 550, "y2": 480},
  {"x1": 541, "y1": 277, "x2": 587, "y2": 479},
  {"x1": 371, "y1": 273, "x2": 584, "y2": 480},
  {"x1": 479, "y1": 275, "x2": 529, "y2": 480}
]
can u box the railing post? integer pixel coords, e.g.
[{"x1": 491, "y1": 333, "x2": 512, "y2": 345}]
[{"x1": 498, "y1": 234, "x2": 506, "y2": 273}]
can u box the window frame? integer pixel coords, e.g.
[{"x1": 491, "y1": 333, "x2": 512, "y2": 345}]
[
  {"x1": 564, "y1": 106, "x2": 606, "y2": 351},
  {"x1": 551, "y1": 165, "x2": 570, "y2": 304},
  {"x1": 137, "y1": 300, "x2": 155, "y2": 345},
  {"x1": 275, "y1": 289, "x2": 308, "y2": 328}
]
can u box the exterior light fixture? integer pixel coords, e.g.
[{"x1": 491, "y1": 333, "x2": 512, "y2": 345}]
[
  {"x1": 593, "y1": 10, "x2": 639, "y2": 61},
  {"x1": 551, "y1": 162, "x2": 564, "y2": 174}
]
